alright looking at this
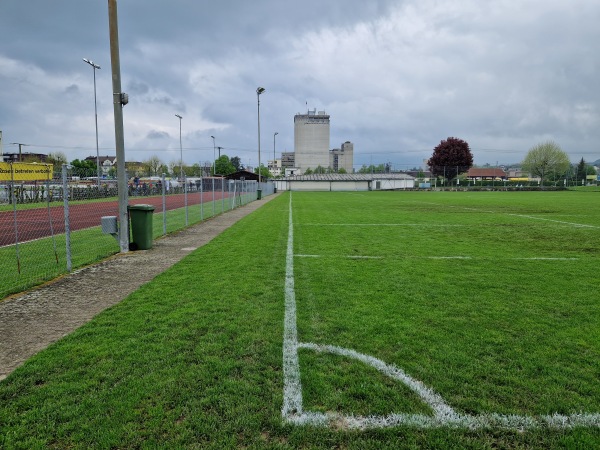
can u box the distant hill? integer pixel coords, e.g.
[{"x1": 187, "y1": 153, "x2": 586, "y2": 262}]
[{"x1": 592, "y1": 159, "x2": 600, "y2": 166}]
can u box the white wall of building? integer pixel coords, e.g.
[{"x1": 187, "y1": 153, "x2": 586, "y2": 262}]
[{"x1": 294, "y1": 110, "x2": 330, "y2": 172}]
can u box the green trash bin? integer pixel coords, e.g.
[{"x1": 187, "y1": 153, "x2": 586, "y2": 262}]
[
  {"x1": 257, "y1": 189, "x2": 262, "y2": 200},
  {"x1": 128, "y1": 204, "x2": 155, "y2": 250}
]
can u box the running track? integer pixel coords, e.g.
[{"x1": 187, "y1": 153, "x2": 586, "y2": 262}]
[{"x1": 0, "y1": 192, "x2": 230, "y2": 246}]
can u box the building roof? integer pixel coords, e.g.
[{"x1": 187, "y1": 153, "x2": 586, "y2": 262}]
[
  {"x1": 467, "y1": 168, "x2": 507, "y2": 178},
  {"x1": 85, "y1": 155, "x2": 117, "y2": 164},
  {"x1": 282, "y1": 173, "x2": 415, "y2": 182},
  {"x1": 224, "y1": 170, "x2": 259, "y2": 181}
]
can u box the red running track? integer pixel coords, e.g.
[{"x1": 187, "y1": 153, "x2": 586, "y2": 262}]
[{"x1": 0, "y1": 191, "x2": 230, "y2": 247}]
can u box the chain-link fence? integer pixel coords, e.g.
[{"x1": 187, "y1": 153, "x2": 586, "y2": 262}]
[
  {"x1": 1, "y1": 164, "x2": 273, "y2": 299},
  {"x1": 415, "y1": 165, "x2": 598, "y2": 190}
]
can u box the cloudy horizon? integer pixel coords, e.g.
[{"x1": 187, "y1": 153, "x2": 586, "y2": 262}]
[{"x1": 1, "y1": 0, "x2": 598, "y2": 171}]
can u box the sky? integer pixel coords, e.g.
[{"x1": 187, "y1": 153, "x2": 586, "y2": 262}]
[{"x1": 1, "y1": 0, "x2": 599, "y2": 171}]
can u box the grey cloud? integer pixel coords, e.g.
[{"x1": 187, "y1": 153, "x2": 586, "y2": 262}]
[{"x1": 147, "y1": 130, "x2": 170, "y2": 140}]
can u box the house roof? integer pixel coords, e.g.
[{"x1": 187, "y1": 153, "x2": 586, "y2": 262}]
[
  {"x1": 224, "y1": 170, "x2": 259, "y2": 181},
  {"x1": 85, "y1": 155, "x2": 117, "y2": 164},
  {"x1": 467, "y1": 168, "x2": 507, "y2": 178},
  {"x1": 282, "y1": 173, "x2": 415, "y2": 181}
]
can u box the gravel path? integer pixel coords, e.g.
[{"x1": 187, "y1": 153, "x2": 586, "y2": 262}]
[{"x1": 0, "y1": 194, "x2": 279, "y2": 381}]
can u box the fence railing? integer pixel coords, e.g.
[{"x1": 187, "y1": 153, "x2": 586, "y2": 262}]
[{"x1": 0, "y1": 165, "x2": 274, "y2": 300}]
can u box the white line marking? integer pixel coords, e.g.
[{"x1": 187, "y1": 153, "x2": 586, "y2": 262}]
[
  {"x1": 507, "y1": 213, "x2": 598, "y2": 228},
  {"x1": 298, "y1": 343, "x2": 459, "y2": 421},
  {"x1": 282, "y1": 193, "x2": 599, "y2": 430},
  {"x1": 296, "y1": 254, "x2": 581, "y2": 261},
  {"x1": 411, "y1": 201, "x2": 599, "y2": 229},
  {"x1": 301, "y1": 223, "x2": 463, "y2": 227},
  {"x1": 282, "y1": 193, "x2": 303, "y2": 418},
  {"x1": 427, "y1": 256, "x2": 473, "y2": 260}
]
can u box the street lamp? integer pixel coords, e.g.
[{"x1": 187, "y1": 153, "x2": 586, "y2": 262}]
[
  {"x1": 256, "y1": 87, "x2": 265, "y2": 184},
  {"x1": 175, "y1": 114, "x2": 183, "y2": 181},
  {"x1": 83, "y1": 58, "x2": 101, "y2": 188},
  {"x1": 210, "y1": 135, "x2": 215, "y2": 176},
  {"x1": 273, "y1": 131, "x2": 278, "y2": 175}
]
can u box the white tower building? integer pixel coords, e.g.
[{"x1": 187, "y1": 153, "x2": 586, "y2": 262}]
[{"x1": 294, "y1": 109, "x2": 330, "y2": 173}]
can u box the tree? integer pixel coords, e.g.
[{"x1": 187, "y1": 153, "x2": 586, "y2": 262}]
[
  {"x1": 143, "y1": 155, "x2": 163, "y2": 176},
  {"x1": 576, "y1": 158, "x2": 587, "y2": 181},
  {"x1": 158, "y1": 164, "x2": 169, "y2": 176},
  {"x1": 70, "y1": 158, "x2": 96, "y2": 170},
  {"x1": 187, "y1": 163, "x2": 202, "y2": 177},
  {"x1": 254, "y1": 164, "x2": 271, "y2": 179},
  {"x1": 214, "y1": 155, "x2": 235, "y2": 176},
  {"x1": 521, "y1": 141, "x2": 570, "y2": 185},
  {"x1": 428, "y1": 137, "x2": 473, "y2": 184},
  {"x1": 358, "y1": 164, "x2": 386, "y2": 174},
  {"x1": 47, "y1": 151, "x2": 67, "y2": 172},
  {"x1": 230, "y1": 156, "x2": 243, "y2": 171},
  {"x1": 70, "y1": 158, "x2": 96, "y2": 177}
]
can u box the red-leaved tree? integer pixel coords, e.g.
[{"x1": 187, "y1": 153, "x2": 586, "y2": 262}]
[{"x1": 428, "y1": 137, "x2": 473, "y2": 184}]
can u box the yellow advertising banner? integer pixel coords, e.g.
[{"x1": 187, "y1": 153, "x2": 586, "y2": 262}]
[{"x1": 0, "y1": 162, "x2": 53, "y2": 181}]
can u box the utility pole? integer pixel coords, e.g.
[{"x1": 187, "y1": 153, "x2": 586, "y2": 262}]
[
  {"x1": 9, "y1": 143, "x2": 29, "y2": 162},
  {"x1": 108, "y1": 0, "x2": 129, "y2": 253}
]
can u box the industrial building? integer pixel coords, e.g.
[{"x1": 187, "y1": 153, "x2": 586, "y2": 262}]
[
  {"x1": 293, "y1": 109, "x2": 331, "y2": 172},
  {"x1": 330, "y1": 141, "x2": 354, "y2": 173},
  {"x1": 286, "y1": 108, "x2": 355, "y2": 175}
]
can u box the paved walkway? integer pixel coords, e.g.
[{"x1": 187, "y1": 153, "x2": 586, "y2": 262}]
[{"x1": 0, "y1": 194, "x2": 280, "y2": 381}]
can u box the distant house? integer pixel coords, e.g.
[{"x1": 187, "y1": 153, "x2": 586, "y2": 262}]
[
  {"x1": 274, "y1": 173, "x2": 415, "y2": 191},
  {"x1": 224, "y1": 170, "x2": 259, "y2": 181},
  {"x1": 125, "y1": 161, "x2": 144, "y2": 175},
  {"x1": 85, "y1": 155, "x2": 117, "y2": 176},
  {"x1": 2, "y1": 152, "x2": 48, "y2": 163},
  {"x1": 466, "y1": 168, "x2": 507, "y2": 181}
]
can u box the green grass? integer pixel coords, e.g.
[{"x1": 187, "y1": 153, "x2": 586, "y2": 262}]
[
  {"x1": 0, "y1": 227, "x2": 119, "y2": 299},
  {"x1": 0, "y1": 194, "x2": 253, "y2": 299},
  {"x1": 1, "y1": 191, "x2": 599, "y2": 448}
]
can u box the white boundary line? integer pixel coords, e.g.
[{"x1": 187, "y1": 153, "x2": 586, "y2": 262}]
[
  {"x1": 282, "y1": 193, "x2": 600, "y2": 430},
  {"x1": 413, "y1": 201, "x2": 600, "y2": 229},
  {"x1": 295, "y1": 254, "x2": 580, "y2": 261}
]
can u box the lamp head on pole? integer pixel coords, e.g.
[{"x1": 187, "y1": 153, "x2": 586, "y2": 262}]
[
  {"x1": 82, "y1": 58, "x2": 101, "y2": 70},
  {"x1": 256, "y1": 87, "x2": 265, "y2": 96},
  {"x1": 175, "y1": 114, "x2": 182, "y2": 120}
]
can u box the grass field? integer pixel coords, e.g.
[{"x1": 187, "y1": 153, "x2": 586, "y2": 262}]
[
  {"x1": 0, "y1": 195, "x2": 245, "y2": 299},
  {"x1": 1, "y1": 190, "x2": 599, "y2": 448}
]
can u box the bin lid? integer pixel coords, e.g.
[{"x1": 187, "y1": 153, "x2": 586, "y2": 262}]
[{"x1": 128, "y1": 204, "x2": 155, "y2": 211}]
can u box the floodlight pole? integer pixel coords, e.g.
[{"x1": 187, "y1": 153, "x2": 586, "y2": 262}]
[
  {"x1": 210, "y1": 135, "x2": 216, "y2": 176},
  {"x1": 256, "y1": 87, "x2": 265, "y2": 184},
  {"x1": 273, "y1": 131, "x2": 278, "y2": 174},
  {"x1": 175, "y1": 114, "x2": 183, "y2": 181},
  {"x1": 83, "y1": 58, "x2": 101, "y2": 189}
]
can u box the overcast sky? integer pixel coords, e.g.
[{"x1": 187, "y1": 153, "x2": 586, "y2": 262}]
[{"x1": 1, "y1": 0, "x2": 599, "y2": 170}]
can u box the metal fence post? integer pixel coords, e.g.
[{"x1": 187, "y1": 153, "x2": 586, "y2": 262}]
[
  {"x1": 9, "y1": 168, "x2": 21, "y2": 273},
  {"x1": 162, "y1": 173, "x2": 167, "y2": 235},
  {"x1": 184, "y1": 174, "x2": 188, "y2": 226},
  {"x1": 221, "y1": 178, "x2": 224, "y2": 214},
  {"x1": 200, "y1": 177, "x2": 204, "y2": 221},
  {"x1": 62, "y1": 164, "x2": 72, "y2": 272}
]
